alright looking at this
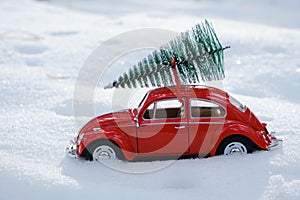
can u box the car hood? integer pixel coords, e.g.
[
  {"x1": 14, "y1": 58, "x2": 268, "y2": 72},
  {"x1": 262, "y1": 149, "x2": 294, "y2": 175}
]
[
  {"x1": 96, "y1": 109, "x2": 135, "y2": 129},
  {"x1": 79, "y1": 109, "x2": 134, "y2": 134}
]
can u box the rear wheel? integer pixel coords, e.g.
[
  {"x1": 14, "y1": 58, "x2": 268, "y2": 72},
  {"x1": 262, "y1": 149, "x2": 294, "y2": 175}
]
[{"x1": 217, "y1": 136, "x2": 254, "y2": 156}]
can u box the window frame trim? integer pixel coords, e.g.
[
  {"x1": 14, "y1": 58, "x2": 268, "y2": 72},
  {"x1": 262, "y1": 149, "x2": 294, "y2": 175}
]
[
  {"x1": 142, "y1": 98, "x2": 186, "y2": 120},
  {"x1": 229, "y1": 95, "x2": 247, "y2": 113},
  {"x1": 189, "y1": 98, "x2": 227, "y2": 119}
]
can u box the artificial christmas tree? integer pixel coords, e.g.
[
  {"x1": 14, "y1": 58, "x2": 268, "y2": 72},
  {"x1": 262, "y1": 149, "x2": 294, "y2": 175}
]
[{"x1": 105, "y1": 20, "x2": 230, "y2": 89}]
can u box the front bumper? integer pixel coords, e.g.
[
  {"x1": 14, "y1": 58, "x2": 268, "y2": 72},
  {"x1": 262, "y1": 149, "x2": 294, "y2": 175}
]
[
  {"x1": 268, "y1": 135, "x2": 282, "y2": 150},
  {"x1": 66, "y1": 138, "x2": 77, "y2": 158}
]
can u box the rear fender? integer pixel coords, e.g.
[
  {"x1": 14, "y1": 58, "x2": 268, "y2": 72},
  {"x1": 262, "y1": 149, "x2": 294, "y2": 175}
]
[{"x1": 210, "y1": 123, "x2": 268, "y2": 156}]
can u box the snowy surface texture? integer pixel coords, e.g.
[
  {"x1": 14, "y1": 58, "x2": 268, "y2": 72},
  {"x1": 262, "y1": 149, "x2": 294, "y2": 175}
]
[{"x1": 0, "y1": 0, "x2": 300, "y2": 200}]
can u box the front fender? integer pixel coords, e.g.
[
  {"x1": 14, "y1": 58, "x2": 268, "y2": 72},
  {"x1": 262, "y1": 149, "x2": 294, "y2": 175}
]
[
  {"x1": 210, "y1": 123, "x2": 268, "y2": 156},
  {"x1": 104, "y1": 129, "x2": 138, "y2": 160},
  {"x1": 78, "y1": 129, "x2": 137, "y2": 161}
]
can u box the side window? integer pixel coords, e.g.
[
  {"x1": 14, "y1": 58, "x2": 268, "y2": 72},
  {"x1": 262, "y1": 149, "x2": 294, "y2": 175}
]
[
  {"x1": 190, "y1": 99, "x2": 226, "y2": 118},
  {"x1": 143, "y1": 103, "x2": 154, "y2": 119},
  {"x1": 143, "y1": 99, "x2": 184, "y2": 119}
]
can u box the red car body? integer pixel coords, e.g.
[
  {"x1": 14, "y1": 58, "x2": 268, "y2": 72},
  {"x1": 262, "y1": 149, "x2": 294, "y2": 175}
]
[{"x1": 67, "y1": 86, "x2": 280, "y2": 161}]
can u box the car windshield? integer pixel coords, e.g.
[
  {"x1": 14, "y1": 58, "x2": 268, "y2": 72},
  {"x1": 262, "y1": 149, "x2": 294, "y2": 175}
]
[
  {"x1": 229, "y1": 95, "x2": 246, "y2": 112},
  {"x1": 138, "y1": 91, "x2": 149, "y2": 110}
]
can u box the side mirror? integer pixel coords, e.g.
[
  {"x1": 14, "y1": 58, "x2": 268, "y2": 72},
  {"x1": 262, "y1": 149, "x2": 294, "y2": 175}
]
[
  {"x1": 132, "y1": 108, "x2": 138, "y2": 116},
  {"x1": 132, "y1": 108, "x2": 140, "y2": 128}
]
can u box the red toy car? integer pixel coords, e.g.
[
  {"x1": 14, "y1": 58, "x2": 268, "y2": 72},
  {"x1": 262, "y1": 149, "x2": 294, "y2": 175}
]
[{"x1": 66, "y1": 86, "x2": 281, "y2": 161}]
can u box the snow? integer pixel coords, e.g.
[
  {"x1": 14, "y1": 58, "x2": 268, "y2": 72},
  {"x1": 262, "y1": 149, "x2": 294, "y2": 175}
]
[{"x1": 0, "y1": 0, "x2": 300, "y2": 199}]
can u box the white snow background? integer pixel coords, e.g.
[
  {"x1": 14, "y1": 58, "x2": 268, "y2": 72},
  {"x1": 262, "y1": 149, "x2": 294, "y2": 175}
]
[{"x1": 0, "y1": 0, "x2": 300, "y2": 199}]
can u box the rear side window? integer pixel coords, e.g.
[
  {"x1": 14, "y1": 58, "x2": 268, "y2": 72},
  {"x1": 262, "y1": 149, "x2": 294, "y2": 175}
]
[
  {"x1": 229, "y1": 96, "x2": 246, "y2": 112},
  {"x1": 190, "y1": 99, "x2": 226, "y2": 118}
]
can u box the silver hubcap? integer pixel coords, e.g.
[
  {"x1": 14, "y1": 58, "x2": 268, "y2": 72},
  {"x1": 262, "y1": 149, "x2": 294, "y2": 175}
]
[
  {"x1": 93, "y1": 145, "x2": 116, "y2": 161},
  {"x1": 224, "y1": 142, "x2": 247, "y2": 155}
]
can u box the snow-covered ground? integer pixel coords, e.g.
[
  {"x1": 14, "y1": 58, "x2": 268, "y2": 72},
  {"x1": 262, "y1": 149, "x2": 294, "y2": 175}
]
[{"x1": 1, "y1": 0, "x2": 300, "y2": 199}]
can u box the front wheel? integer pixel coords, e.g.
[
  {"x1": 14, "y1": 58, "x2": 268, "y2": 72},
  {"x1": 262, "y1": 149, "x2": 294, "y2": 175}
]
[
  {"x1": 217, "y1": 136, "x2": 254, "y2": 156},
  {"x1": 93, "y1": 145, "x2": 117, "y2": 161},
  {"x1": 87, "y1": 140, "x2": 124, "y2": 162}
]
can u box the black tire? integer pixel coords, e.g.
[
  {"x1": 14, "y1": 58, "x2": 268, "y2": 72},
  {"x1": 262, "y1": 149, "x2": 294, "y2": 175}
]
[
  {"x1": 216, "y1": 136, "x2": 254, "y2": 156},
  {"x1": 85, "y1": 140, "x2": 124, "y2": 161}
]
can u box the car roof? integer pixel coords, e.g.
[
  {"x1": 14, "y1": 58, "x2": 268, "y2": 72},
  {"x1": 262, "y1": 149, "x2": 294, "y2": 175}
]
[{"x1": 148, "y1": 85, "x2": 229, "y2": 100}]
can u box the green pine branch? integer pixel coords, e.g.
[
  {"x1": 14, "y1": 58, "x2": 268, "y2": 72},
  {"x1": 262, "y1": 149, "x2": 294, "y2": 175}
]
[{"x1": 105, "y1": 20, "x2": 230, "y2": 89}]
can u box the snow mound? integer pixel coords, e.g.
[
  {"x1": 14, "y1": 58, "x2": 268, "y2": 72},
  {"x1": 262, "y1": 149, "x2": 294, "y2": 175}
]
[{"x1": 0, "y1": 0, "x2": 299, "y2": 200}]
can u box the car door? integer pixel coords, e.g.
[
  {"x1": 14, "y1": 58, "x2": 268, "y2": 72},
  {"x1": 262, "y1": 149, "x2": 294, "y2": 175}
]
[
  {"x1": 137, "y1": 98, "x2": 189, "y2": 156},
  {"x1": 188, "y1": 98, "x2": 226, "y2": 156}
]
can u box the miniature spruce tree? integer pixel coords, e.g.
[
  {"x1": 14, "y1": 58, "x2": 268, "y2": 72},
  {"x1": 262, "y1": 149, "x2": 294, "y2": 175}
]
[{"x1": 105, "y1": 20, "x2": 229, "y2": 89}]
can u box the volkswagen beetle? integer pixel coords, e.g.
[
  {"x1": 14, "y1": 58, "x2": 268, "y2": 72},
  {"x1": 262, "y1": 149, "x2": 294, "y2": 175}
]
[{"x1": 66, "y1": 86, "x2": 281, "y2": 161}]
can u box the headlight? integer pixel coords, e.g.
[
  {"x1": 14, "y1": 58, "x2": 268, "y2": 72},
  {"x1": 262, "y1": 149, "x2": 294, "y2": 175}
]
[{"x1": 77, "y1": 132, "x2": 84, "y2": 145}]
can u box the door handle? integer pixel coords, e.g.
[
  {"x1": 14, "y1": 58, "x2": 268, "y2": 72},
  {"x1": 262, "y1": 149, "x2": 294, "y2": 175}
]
[{"x1": 174, "y1": 125, "x2": 186, "y2": 129}]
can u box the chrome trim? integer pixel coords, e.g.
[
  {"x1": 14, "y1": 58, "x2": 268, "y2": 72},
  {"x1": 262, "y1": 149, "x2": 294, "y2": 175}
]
[
  {"x1": 189, "y1": 121, "x2": 226, "y2": 125},
  {"x1": 174, "y1": 125, "x2": 186, "y2": 129},
  {"x1": 140, "y1": 122, "x2": 188, "y2": 126},
  {"x1": 93, "y1": 127, "x2": 101, "y2": 131},
  {"x1": 140, "y1": 121, "x2": 225, "y2": 126},
  {"x1": 66, "y1": 139, "x2": 77, "y2": 158},
  {"x1": 142, "y1": 122, "x2": 188, "y2": 125},
  {"x1": 106, "y1": 124, "x2": 136, "y2": 128},
  {"x1": 268, "y1": 138, "x2": 282, "y2": 150},
  {"x1": 229, "y1": 95, "x2": 246, "y2": 113},
  {"x1": 117, "y1": 124, "x2": 136, "y2": 128},
  {"x1": 142, "y1": 98, "x2": 186, "y2": 120}
]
